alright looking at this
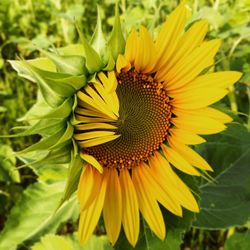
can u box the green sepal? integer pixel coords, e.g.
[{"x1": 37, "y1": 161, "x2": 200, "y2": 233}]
[
  {"x1": 76, "y1": 24, "x2": 103, "y2": 74},
  {"x1": 31, "y1": 234, "x2": 73, "y2": 250},
  {"x1": 39, "y1": 49, "x2": 88, "y2": 76},
  {"x1": 34, "y1": 97, "x2": 74, "y2": 120},
  {"x1": 17, "y1": 123, "x2": 67, "y2": 154},
  {"x1": 20, "y1": 122, "x2": 73, "y2": 156},
  {"x1": 44, "y1": 74, "x2": 86, "y2": 94},
  {"x1": 40, "y1": 142, "x2": 72, "y2": 165},
  {"x1": 59, "y1": 152, "x2": 83, "y2": 207},
  {"x1": 70, "y1": 95, "x2": 80, "y2": 126},
  {"x1": 107, "y1": 1, "x2": 125, "y2": 61},
  {"x1": 9, "y1": 60, "x2": 65, "y2": 108},
  {"x1": 91, "y1": 5, "x2": 107, "y2": 63},
  {"x1": 24, "y1": 65, "x2": 86, "y2": 97},
  {"x1": 5, "y1": 119, "x2": 65, "y2": 138},
  {"x1": 16, "y1": 141, "x2": 72, "y2": 169},
  {"x1": 18, "y1": 96, "x2": 73, "y2": 124},
  {"x1": 51, "y1": 122, "x2": 74, "y2": 149},
  {"x1": 103, "y1": 49, "x2": 116, "y2": 71},
  {"x1": 27, "y1": 57, "x2": 57, "y2": 72},
  {"x1": 17, "y1": 91, "x2": 51, "y2": 122}
]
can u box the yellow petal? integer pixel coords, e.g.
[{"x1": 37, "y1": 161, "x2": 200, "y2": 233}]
[
  {"x1": 168, "y1": 71, "x2": 242, "y2": 95},
  {"x1": 154, "y1": 2, "x2": 190, "y2": 70},
  {"x1": 74, "y1": 131, "x2": 117, "y2": 141},
  {"x1": 77, "y1": 90, "x2": 116, "y2": 120},
  {"x1": 78, "y1": 171, "x2": 107, "y2": 245},
  {"x1": 132, "y1": 165, "x2": 166, "y2": 240},
  {"x1": 169, "y1": 128, "x2": 206, "y2": 145},
  {"x1": 158, "y1": 20, "x2": 208, "y2": 73},
  {"x1": 77, "y1": 165, "x2": 101, "y2": 211},
  {"x1": 168, "y1": 138, "x2": 213, "y2": 171},
  {"x1": 85, "y1": 85, "x2": 118, "y2": 119},
  {"x1": 79, "y1": 153, "x2": 103, "y2": 173},
  {"x1": 93, "y1": 82, "x2": 119, "y2": 117},
  {"x1": 107, "y1": 71, "x2": 118, "y2": 93},
  {"x1": 75, "y1": 123, "x2": 117, "y2": 131},
  {"x1": 171, "y1": 88, "x2": 228, "y2": 109},
  {"x1": 150, "y1": 152, "x2": 199, "y2": 212},
  {"x1": 74, "y1": 107, "x2": 112, "y2": 119},
  {"x1": 125, "y1": 29, "x2": 139, "y2": 65},
  {"x1": 161, "y1": 144, "x2": 200, "y2": 176},
  {"x1": 160, "y1": 39, "x2": 221, "y2": 89},
  {"x1": 103, "y1": 168, "x2": 122, "y2": 246},
  {"x1": 78, "y1": 134, "x2": 121, "y2": 148},
  {"x1": 98, "y1": 72, "x2": 110, "y2": 89},
  {"x1": 116, "y1": 54, "x2": 131, "y2": 73},
  {"x1": 75, "y1": 114, "x2": 114, "y2": 124},
  {"x1": 133, "y1": 26, "x2": 156, "y2": 73},
  {"x1": 200, "y1": 107, "x2": 232, "y2": 123},
  {"x1": 138, "y1": 162, "x2": 182, "y2": 216},
  {"x1": 119, "y1": 169, "x2": 139, "y2": 247},
  {"x1": 77, "y1": 99, "x2": 107, "y2": 113},
  {"x1": 95, "y1": 72, "x2": 120, "y2": 117},
  {"x1": 172, "y1": 115, "x2": 226, "y2": 135},
  {"x1": 173, "y1": 107, "x2": 232, "y2": 124}
]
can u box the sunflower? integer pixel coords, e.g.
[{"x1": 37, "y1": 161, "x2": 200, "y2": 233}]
[{"x1": 10, "y1": 1, "x2": 241, "y2": 248}]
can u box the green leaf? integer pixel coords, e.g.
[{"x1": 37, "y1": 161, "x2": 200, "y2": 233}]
[
  {"x1": 193, "y1": 124, "x2": 250, "y2": 230},
  {"x1": 40, "y1": 50, "x2": 87, "y2": 76},
  {"x1": 27, "y1": 58, "x2": 57, "y2": 72},
  {"x1": 91, "y1": 6, "x2": 107, "y2": 61},
  {"x1": 0, "y1": 182, "x2": 78, "y2": 250},
  {"x1": 7, "y1": 119, "x2": 65, "y2": 138},
  {"x1": 18, "y1": 96, "x2": 73, "y2": 124},
  {"x1": 136, "y1": 220, "x2": 184, "y2": 250},
  {"x1": 32, "y1": 235, "x2": 73, "y2": 250},
  {"x1": 17, "y1": 91, "x2": 53, "y2": 123},
  {"x1": 0, "y1": 144, "x2": 20, "y2": 183},
  {"x1": 37, "y1": 163, "x2": 68, "y2": 182},
  {"x1": 103, "y1": 49, "x2": 115, "y2": 71},
  {"x1": 57, "y1": 44, "x2": 85, "y2": 56},
  {"x1": 9, "y1": 60, "x2": 65, "y2": 108},
  {"x1": 15, "y1": 120, "x2": 73, "y2": 156},
  {"x1": 107, "y1": 2, "x2": 125, "y2": 61},
  {"x1": 24, "y1": 67, "x2": 86, "y2": 96},
  {"x1": 16, "y1": 62, "x2": 86, "y2": 97},
  {"x1": 37, "y1": 142, "x2": 72, "y2": 165},
  {"x1": 60, "y1": 153, "x2": 83, "y2": 206},
  {"x1": 225, "y1": 229, "x2": 250, "y2": 250},
  {"x1": 66, "y1": 233, "x2": 113, "y2": 250},
  {"x1": 17, "y1": 124, "x2": 67, "y2": 154},
  {"x1": 51, "y1": 122, "x2": 74, "y2": 149},
  {"x1": 76, "y1": 24, "x2": 103, "y2": 74},
  {"x1": 34, "y1": 97, "x2": 74, "y2": 120}
]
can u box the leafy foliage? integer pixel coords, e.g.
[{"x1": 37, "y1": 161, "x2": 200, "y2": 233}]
[
  {"x1": 225, "y1": 229, "x2": 250, "y2": 250},
  {"x1": 0, "y1": 181, "x2": 79, "y2": 250},
  {"x1": 0, "y1": 0, "x2": 250, "y2": 250},
  {"x1": 193, "y1": 123, "x2": 250, "y2": 228}
]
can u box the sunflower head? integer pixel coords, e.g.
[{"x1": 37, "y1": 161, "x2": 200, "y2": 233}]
[{"x1": 9, "y1": 1, "x2": 242, "y2": 248}]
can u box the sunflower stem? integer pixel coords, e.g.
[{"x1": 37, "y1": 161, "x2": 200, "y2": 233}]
[{"x1": 226, "y1": 37, "x2": 243, "y2": 113}]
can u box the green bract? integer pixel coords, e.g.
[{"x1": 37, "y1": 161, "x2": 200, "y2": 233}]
[{"x1": 8, "y1": 5, "x2": 125, "y2": 205}]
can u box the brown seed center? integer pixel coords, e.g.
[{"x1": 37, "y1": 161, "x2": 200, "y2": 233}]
[{"x1": 83, "y1": 69, "x2": 172, "y2": 168}]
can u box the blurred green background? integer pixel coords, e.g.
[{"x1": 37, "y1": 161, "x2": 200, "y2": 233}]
[{"x1": 0, "y1": 0, "x2": 250, "y2": 249}]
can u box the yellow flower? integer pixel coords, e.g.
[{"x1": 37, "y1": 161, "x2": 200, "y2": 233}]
[
  {"x1": 74, "y1": 2, "x2": 241, "y2": 247},
  {"x1": 9, "y1": 2, "x2": 242, "y2": 248}
]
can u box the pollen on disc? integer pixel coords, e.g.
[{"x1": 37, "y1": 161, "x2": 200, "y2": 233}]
[{"x1": 78, "y1": 69, "x2": 172, "y2": 168}]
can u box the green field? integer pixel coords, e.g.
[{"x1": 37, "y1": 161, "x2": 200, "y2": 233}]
[{"x1": 0, "y1": 0, "x2": 250, "y2": 249}]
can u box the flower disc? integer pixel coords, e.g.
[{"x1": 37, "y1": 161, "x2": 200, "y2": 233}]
[{"x1": 83, "y1": 70, "x2": 172, "y2": 167}]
